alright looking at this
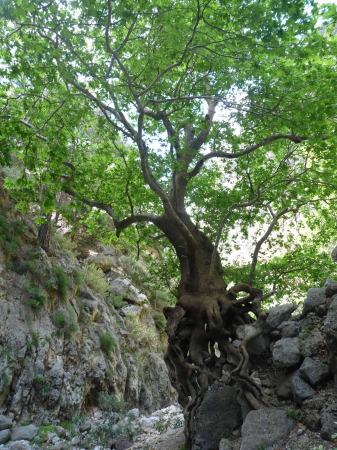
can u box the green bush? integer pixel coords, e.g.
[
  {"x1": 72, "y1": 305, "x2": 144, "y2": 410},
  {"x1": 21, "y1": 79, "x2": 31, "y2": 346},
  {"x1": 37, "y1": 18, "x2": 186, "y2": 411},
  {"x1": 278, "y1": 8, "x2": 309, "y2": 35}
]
[
  {"x1": 74, "y1": 269, "x2": 83, "y2": 288},
  {"x1": 110, "y1": 295, "x2": 124, "y2": 309},
  {"x1": 83, "y1": 263, "x2": 110, "y2": 298},
  {"x1": 54, "y1": 267, "x2": 68, "y2": 301},
  {"x1": 55, "y1": 311, "x2": 66, "y2": 326},
  {"x1": 0, "y1": 215, "x2": 23, "y2": 259},
  {"x1": 27, "y1": 286, "x2": 47, "y2": 309},
  {"x1": 100, "y1": 333, "x2": 116, "y2": 353},
  {"x1": 153, "y1": 312, "x2": 166, "y2": 335}
]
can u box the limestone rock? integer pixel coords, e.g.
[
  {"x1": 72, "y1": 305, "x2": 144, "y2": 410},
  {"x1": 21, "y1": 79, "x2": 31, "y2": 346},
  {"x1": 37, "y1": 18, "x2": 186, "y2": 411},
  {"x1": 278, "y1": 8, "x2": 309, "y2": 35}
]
[
  {"x1": 276, "y1": 371, "x2": 298, "y2": 399},
  {"x1": 10, "y1": 425, "x2": 38, "y2": 441},
  {"x1": 291, "y1": 375, "x2": 315, "y2": 405},
  {"x1": 324, "y1": 295, "x2": 337, "y2": 352},
  {"x1": 299, "y1": 357, "x2": 330, "y2": 386},
  {"x1": 331, "y1": 246, "x2": 337, "y2": 263},
  {"x1": 325, "y1": 278, "x2": 337, "y2": 298},
  {"x1": 299, "y1": 330, "x2": 325, "y2": 358},
  {"x1": 85, "y1": 253, "x2": 115, "y2": 272},
  {"x1": 0, "y1": 429, "x2": 11, "y2": 444},
  {"x1": 192, "y1": 385, "x2": 242, "y2": 450},
  {"x1": 219, "y1": 438, "x2": 231, "y2": 450},
  {"x1": 8, "y1": 441, "x2": 32, "y2": 450},
  {"x1": 264, "y1": 303, "x2": 297, "y2": 334},
  {"x1": 240, "y1": 408, "x2": 295, "y2": 450},
  {"x1": 0, "y1": 415, "x2": 13, "y2": 431},
  {"x1": 273, "y1": 337, "x2": 300, "y2": 368},
  {"x1": 278, "y1": 321, "x2": 299, "y2": 338},
  {"x1": 302, "y1": 288, "x2": 326, "y2": 316},
  {"x1": 236, "y1": 325, "x2": 270, "y2": 355},
  {"x1": 321, "y1": 403, "x2": 337, "y2": 440},
  {"x1": 109, "y1": 278, "x2": 146, "y2": 304}
]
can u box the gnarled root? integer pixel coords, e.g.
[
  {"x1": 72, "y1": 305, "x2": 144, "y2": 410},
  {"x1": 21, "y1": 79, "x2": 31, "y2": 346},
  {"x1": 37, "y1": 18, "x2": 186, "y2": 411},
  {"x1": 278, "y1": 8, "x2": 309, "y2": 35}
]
[{"x1": 164, "y1": 286, "x2": 265, "y2": 450}]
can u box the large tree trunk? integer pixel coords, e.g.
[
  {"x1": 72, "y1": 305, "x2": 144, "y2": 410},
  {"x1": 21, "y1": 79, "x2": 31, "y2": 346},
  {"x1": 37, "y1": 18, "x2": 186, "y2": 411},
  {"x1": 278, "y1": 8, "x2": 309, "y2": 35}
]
[{"x1": 160, "y1": 214, "x2": 266, "y2": 450}]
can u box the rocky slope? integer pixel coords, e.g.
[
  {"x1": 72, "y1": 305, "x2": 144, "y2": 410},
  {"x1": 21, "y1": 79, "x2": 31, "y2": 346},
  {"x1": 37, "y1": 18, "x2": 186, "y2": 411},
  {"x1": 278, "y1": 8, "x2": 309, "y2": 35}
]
[{"x1": 0, "y1": 174, "x2": 176, "y2": 430}]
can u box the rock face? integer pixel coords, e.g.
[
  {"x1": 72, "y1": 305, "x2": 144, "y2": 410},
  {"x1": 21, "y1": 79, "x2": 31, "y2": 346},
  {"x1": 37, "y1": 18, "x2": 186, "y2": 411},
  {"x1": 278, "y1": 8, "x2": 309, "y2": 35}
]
[
  {"x1": 240, "y1": 409, "x2": 295, "y2": 450},
  {"x1": 0, "y1": 187, "x2": 175, "y2": 424},
  {"x1": 192, "y1": 385, "x2": 242, "y2": 450}
]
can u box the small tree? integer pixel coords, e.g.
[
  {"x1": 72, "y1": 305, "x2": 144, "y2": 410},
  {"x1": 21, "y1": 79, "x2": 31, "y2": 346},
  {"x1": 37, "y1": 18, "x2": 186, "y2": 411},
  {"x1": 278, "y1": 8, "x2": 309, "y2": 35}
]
[{"x1": 1, "y1": 1, "x2": 337, "y2": 447}]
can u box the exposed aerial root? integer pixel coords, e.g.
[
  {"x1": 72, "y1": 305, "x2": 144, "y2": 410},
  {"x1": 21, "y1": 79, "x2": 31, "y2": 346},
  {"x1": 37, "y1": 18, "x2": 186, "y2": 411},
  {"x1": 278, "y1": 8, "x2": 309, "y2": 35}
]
[{"x1": 164, "y1": 285, "x2": 266, "y2": 450}]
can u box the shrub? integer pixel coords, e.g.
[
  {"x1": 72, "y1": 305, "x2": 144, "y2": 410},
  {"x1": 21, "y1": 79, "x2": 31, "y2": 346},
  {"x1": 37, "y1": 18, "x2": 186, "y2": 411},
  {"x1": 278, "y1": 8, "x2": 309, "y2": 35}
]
[
  {"x1": 100, "y1": 333, "x2": 116, "y2": 353},
  {"x1": 53, "y1": 232, "x2": 78, "y2": 261},
  {"x1": 83, "y1": 263, "x2": 110, "y2": 298},
  {"x1": 55, "y1": 311, "x2": 66, "y2": 326},
  {"x1": 53, "y1": 267, "x2": 68, "y2": 301},
  {"x1": 153, "y1": 312, "x2": 166, "y2": 335},
  {"x1": 27, "y1": 286, "x2": 47, "y2": 309},
  {"x1": 73, "y1": 269, "x2": 83, "y2": 288},
  {"x1": 110, "y1": 294, "x2": 124, "y2": 309},
  {"x1": 98, "y1": 392, "x2": 128, "y2": 414},
  {"x1": 34, "y1": 374, "x2": 45, "y2": 383}
]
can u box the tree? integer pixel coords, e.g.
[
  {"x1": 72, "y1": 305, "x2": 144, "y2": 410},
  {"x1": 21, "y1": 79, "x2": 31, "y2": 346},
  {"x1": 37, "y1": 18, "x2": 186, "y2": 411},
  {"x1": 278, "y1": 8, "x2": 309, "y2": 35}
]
[{"x1": 1, "y1": 0, "x2": 337, "y2": 447}]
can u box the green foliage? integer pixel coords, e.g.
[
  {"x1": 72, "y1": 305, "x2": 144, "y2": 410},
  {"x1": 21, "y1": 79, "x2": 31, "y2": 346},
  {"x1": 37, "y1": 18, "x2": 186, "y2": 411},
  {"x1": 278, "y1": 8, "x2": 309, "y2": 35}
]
[
  {"x1": 0, "y1": 215, "x2": 23, "y2": 260},
  {"x1": 124, "y1": 314, "x2": 157, "y2": 349},
  {"x1": 1, "y1": 0, "x2": 337, "y2": 306},
  {"x1": 55, "y1": 311, "x2": 66, "y2": 327},
  {"x1": 33, "y1": 374, "x2": 45, "y2": 383},
  {"x1": 27, "y1": 286, "x2": 47, "y2": 309},
  {"x1": 100, "y1": 333, "x2": 116, "y2": 353},
  {"x1": 109, "y1": 294, "x2": 124, "y2": 309},
  {"x1": 286, "y1": 410, "x2": 299, "y2": 421},
  {"x1": 53, "y1": 233, "x2": 78, "y2": 261},
  {"x1": 98, "y1": 392, "x2": 128, "y2": 415},
  {"x1": 55, "y1": 307, "x2": 78, "y2": 338},
  {"x1": 38, "y1": 425, "x2": 56, "y2": 440},
  {"x1": 73, "y1": 269, "x2": 83, "y2": 288},
  {"x1": 53, "y1": 267, "x2": 68, "y2": 302},
  {"x1": 155, "y1": 414, "x2": 184, "y2": 434},
  {"x1": 31, "y1": 331, "x2": 39, "y2": 347},
  {"x1": 82, "y1": 263, "x2": 110, "y2": 298},
  {"x1": 153, "y1": 312, "x2": 166, "y2": 335}
]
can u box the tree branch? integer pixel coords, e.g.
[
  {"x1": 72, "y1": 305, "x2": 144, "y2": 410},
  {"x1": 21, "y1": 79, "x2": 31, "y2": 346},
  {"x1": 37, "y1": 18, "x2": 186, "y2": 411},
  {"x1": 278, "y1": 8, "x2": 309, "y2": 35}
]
[{"x1": 188, "y1": 133, "x2": 308, "y2": 180}]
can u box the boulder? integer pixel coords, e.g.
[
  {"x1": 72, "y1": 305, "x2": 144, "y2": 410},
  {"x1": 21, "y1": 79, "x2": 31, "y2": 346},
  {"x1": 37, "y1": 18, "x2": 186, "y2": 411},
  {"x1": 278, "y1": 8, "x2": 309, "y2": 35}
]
[
  {"x1": 192, "y1": 385, "x2": 242, "y2": 450},
  {"x1": 324, "y1": 295, "x2": 337, "y2": 352},
  {"x1": 109, "y1": 278, "x2": 146, "y2": 304},
  {"x1": 10, "y1": 425, "x2": 38, "y2": 442},
  {"x1": 299, "y1": 357, "x2": 330, "y2": 386},
  {"x1": 291, "y1": 375, "x2": 315, "y2": 404},
  {"x1": 8, "y1": 442, "x2": 32, "y2": 450},
  {"x1": 219, "y1": 439, "x2": 231, "y2": 450},
  {"x1": 272, "y1": 337, "x2": 300, "y2": 368},
  {"x1": 300, "y1": 397, "x2": 325, "y2": 430},
  {"x1": 263, "y1": 303, "x2": 297, "y2": 334},
  {"x1": 85, "y1": 253, "x2": 115, "y2": 272},
  {"x1": 325, "y1": 278, "x2": 337, "y2": 298},
  {"x1": 331, "y1": 246, "x2": 337, "y2": 263},
  {"x1": 240, "y1": 408, "x2": 295, "y2": 450},
  {"x1": 0, "y1": 429, "x2": 11, "y2": 444},
  {"x1": 299, "y1": 330, "x2": 325, "y2": 358},
  {"x1": 0, "y1": 415, "x2": 13, "y2": 431},
  {"x1": 302, "y1": 288, "x2": 326, "y2": 316},
  {"x1": 321, "y1": 403, "x2": 337, "y2": 440},
  {"x1": 278, "y1": 321, "x2": 299, "y2": 338},
  {"x1": 276, "y1": 371, "x2": 298, "y2": 399},
  {"x1": 236, "y1": 325, "x2": 270, "y2": 355}
]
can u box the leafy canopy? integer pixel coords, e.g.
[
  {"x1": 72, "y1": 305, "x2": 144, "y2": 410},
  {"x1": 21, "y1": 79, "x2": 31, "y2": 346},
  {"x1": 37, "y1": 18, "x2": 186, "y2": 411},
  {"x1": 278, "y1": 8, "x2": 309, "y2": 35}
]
[{"x1": 1, "y1": 0, "x2": 337, "y2": 301}]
